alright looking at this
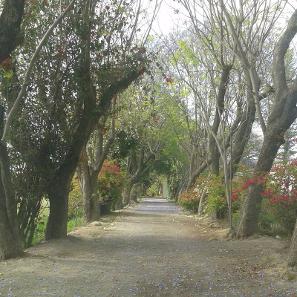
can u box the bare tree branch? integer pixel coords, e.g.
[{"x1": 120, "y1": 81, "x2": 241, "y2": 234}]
[{"x1": 272, "y1": 9, "x2": 297, "y2": 92}]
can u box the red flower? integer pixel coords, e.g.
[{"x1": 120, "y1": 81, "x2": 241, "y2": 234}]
[
  {"x1": 99, "y1": 160, "x2": 121, "y2": 177},
  {"x1": 165, "y1": 76, "x2": 174, "y2": 84},
  {"x1": 231, "y1": 191, "x2": 239, "y2": 201},
  {"x1": 290, "y1": 159, "x2": 297, "y2": 166},
  {"x1": 261, "y1": 189, "x2": 273, "y2": 198}
]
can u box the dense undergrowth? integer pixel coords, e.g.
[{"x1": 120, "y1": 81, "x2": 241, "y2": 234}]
[
  {"x1": 30, "y1": 160, "x2": 124, "y2": 246},
  {"x1": 178, "y1": 161, "x2": 297, "y2": 237}
]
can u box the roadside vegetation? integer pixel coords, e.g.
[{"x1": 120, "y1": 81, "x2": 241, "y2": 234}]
[{"x1": 1, "y1": 0, "x2": 297, "y2": 275}]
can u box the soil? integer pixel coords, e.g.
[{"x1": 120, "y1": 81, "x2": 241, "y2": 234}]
[{"x1": 0, "y1": 198, "x2": 297, "y2": 297}]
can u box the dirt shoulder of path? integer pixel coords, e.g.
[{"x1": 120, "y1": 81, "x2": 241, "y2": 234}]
[
  {"x1": 187, "y1": 214, "x2": 297, "y2": 283},
  {"x1": 1, "y1": 200, "x2": 296, "y2": 297},
  {"x1": 26, "y1": 203, "x2": 139, "y2": 259}
]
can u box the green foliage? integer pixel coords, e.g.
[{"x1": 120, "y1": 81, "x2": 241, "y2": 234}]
[
  {"x1": 260, "y1": 161, "x2": 297, "y2": 235},
  {"x1": 68, "y1": 177, "x2": 84, "y2": 219},
  {"x1": 97, "y1": 160, "x2": 125, "y2": 210},
  {"x1": 32, "y1": 210, "x2": 48, "y2": 246},
  {"x1": 173, "y1": 40, "x2": 199, "y2": 66},
  {"x1": 1, "y1": 69, "x2": 13, "y2": 80},
  {"x1": 153, "y1": 158, "x2": 171, "y2": 175},
  {"x1": 206, "y1": 195, "x2": 227, "y2": 219},
  {"x1": 31, "y1": 176, "x2": 85, "y2": 246},
  {"x1": 232, "y1": 162, "x2": 297, "y2": 235},
  {"x1": 205, "y1": 175, "x2": 227, "y2": 218},
  {"x1": 32, "y1": 212, "x2": 85, "y2": 246},
  {"x1": 178, "y1": 174, "x2": 238, "y2": 219},
  {"x1": 178, "y1": 189, "x2": 199, "y2": 212},
  {"x1": 67, "y1": 216, "x2": 85, "y2": 233},
  {"x1": 146, "y1": 182, "x2": 160, "y2": 197},
  {"x1": 178, "y1": 174, "x2": 210, "y2": 213},
  {"x1": 113, "y1": 130, "x2": 138, "y2": 159}
]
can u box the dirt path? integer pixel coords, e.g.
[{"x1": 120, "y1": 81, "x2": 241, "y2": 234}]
[{"x1": 0, "y1": 198, "x2": 296, "y2": 297}]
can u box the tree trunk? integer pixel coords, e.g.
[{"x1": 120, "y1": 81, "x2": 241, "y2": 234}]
[
  {"x1": 197, "y1": 190, "x2": 206, "y2": 216},
  {"x1": 0, "y1": 0, "x2": 25, "y2": 63},
  {"x1": 0, "y1": 142, "x2": 22, "y2": 259},
  {"x1": 80, "y1": 169, "x2": 97, "y2": 222},
  {"x1": 18, "y1": 196, "x2": 42, "y2": 247},
  {"x1": 228, "y1": 102, "x2": 255, "y2": 180},
  {"x1": 78, "y1": 121, "x2": 116, "y2": 222},
  {"x1": 77, "y1": 151, "x2": 100, "y2": 222},
  {"x1": 130, "y1": 183, "x2": 143, "y2": 202},
  {"x1": 187, "y1": 159, "x2": 210, "y2": 189},
  {"x1": 0, "y1": 192, "x2": 22, "y2": 259},
  {"x1": 236, "y1": 9, "x2": 297, "y2": 237},
  {"x1": 288, "y1": 219, "x2": 297, "y2": 268},
  {"x1": 82, "y1": 174, "x2": 100, "y2": 222},
  {"x1": 237, "y1": 119, "x2": 294, "y2": 237},
  {"x1": 122, "y1": 181, "x2": 133, "y2": 206},
  {"x1": 45, "y1": 179, "x2": 70, "y2": 240},
  {"x1": 209, "y1": 65, "x2": 231, "y2": 176},
  {"x1": 44, "y1": 20, "x2": 146, "y2": 235},
  {"x1": 236, "y1": 183, "x2": 263, "y2": 237},
  {"x1": 209, "y1": 144, "x2": 220, "y2": 176},
  {"x1": 0, "y1": 218, "x2": 21, "y2": 260},
  {"x1": 130, "y1": 183, "x2": 138, "y2": 202}
]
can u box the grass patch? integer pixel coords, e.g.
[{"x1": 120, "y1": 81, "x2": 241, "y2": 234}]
[
  {"x1": 67, "y1": 216, "x2": 85, "y2": 232},
  {"x1": 31, "y1": 214, "x2": 85, "y2": 246}
]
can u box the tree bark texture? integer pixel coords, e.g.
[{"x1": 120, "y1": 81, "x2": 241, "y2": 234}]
[
  {"x1": 77, "y1": 150, "x2": 101, "y2": 222},
  {"x1": 122, "y1": 181, "x2": 133, "y2": 206},
  {"x1": 228, "y1": 94, "x2": 255, "y2": 180},
  {"x1": 288, "y1": 219, "x2": 297, "y2": 268},
  {"x1": 187, "y1": 159, "x2": 211, "y2": 189},
  {"x1": 209, "y1": 65, "x2": 231, "y2": 176},
  {"x1": 237, "y1": 10, "x2": 297, "y2": 238},
  {"x1": 0, "y1": 142, "x2": 22, "y2": 259},
  {"x1": 0, "y1": 0, "x2": 25, "y2": 63},
  {"x1": 130, "y1": 183, "x2": 143, "y2": 202},
  {"x1": 237, "y1": 94, "x2": 297, "y2": 237},
  {"x1": 45, "y1": 177, "x2": 70, "y2": 240},
  {"x1": 0, "y1": 0, "x2": 25, "y2": 259},
  {"x1": 78, "y1": 122, "x2": 116, "y2": 222},
  {"x1": 45, "y1": 19, "x2": 145, "y2": 238}
]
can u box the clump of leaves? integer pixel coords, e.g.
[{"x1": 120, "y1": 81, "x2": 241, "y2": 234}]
[
  {"x1": 96, "y1": 160, "x2": 125, "y2": 210},
  {"x1": 178, "y1": 189, "x2": 199, "y2": 212}
]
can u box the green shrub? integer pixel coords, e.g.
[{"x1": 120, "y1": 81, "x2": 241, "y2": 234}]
[
  {"x1": 32, "y1": 217, "x2": 47, "y2": 246},
  {"x1": 178, "y1": 190, "x2": 199, "y2": 212},
  {"x1": 205, "y1": 174, "x2": 227, "y2": 218},
  {"x1": 31, "y1": 179, "x2": 85, "y2": 246},
  {"x1": 178, "y1": 174, "x2": 228, "y2": 216},
  {"x1": 146, "y1": 182, "x2": 159, "y2": 197},
  {"x1": 68, "y1": 177, "x2": 84, "y2": 219},
  {"x1": 96, "y1": 160, "x2": 125, "y2": 211},
  {"x1": 261, "y1": 161, "x2": 297, "y2": 234},
  {"x1": 206, "y1": 194, "x2": 227, "y2": 218},
  {"x1": 232, "y1": 161, "x2": 297, "y2": 236},
  {"x1": 67, "y1": 216, "x2": 85, "y2": 232}
]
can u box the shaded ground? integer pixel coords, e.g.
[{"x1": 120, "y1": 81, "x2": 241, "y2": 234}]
[{"x1": 0, "y1": 198, "x2": 297, "y2": 296}]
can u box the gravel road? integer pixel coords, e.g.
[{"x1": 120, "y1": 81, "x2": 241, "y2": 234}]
[{"x1": 0, "y1": 198, "x2": 296, "y2": 297}]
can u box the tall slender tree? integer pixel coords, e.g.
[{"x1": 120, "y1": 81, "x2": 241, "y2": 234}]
[{"x1": 237, "y1": 10, "x2": 297, "y2": 238}]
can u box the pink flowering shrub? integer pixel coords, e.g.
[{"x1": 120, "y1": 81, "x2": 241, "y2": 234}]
[
  {"x1": 179, "y1": 161, "x2": 297, "y2": 234},
  {"x1": 97, "y1": 160, "x2": 125, "y2": 209},
  {"x1": 232, "y1": 161, "x2": 297, "y2": 234},
  {"x1": 178, "y1": 189, "x2": 199, "y2": 212},
  {"x1": 178, "y1": 174, "x2": 212, "y2": 213},
  {"x1": 260, "y1": 160, "x2": 297, "y2": 234}
]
